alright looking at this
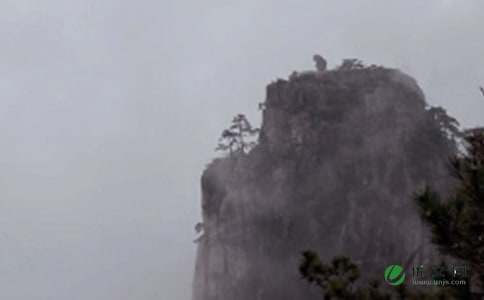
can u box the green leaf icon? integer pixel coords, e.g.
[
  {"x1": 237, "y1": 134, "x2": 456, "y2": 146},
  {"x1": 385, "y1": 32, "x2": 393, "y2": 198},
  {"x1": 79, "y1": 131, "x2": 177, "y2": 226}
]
[{"x1": 384, "y1": 264, "x2": 405, "y2": 286}]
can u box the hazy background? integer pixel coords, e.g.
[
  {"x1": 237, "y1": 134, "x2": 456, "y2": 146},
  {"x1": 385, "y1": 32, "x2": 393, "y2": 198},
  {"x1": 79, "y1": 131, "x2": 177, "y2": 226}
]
[{"x1": 0, "y1": 0, "x2": 483, "y2": 299}]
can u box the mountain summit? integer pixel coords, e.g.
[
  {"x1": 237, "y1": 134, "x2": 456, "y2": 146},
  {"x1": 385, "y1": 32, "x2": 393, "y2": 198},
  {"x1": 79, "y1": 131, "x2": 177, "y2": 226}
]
[{"x1": 193, "y1": 62, "x2": 457, "y2": 300}]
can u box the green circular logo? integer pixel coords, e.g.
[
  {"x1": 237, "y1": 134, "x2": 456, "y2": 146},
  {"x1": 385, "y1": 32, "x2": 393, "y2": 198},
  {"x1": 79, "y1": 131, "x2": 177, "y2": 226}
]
[{"x1": 384, "y1": 264, "x2": 405, "y2": 286}]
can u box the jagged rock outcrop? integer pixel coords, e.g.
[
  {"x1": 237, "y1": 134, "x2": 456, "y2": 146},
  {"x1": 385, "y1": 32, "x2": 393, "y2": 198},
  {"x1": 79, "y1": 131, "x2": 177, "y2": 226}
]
[{"x1": 193, "y1": 65, "x2": 457, "y2": 300}]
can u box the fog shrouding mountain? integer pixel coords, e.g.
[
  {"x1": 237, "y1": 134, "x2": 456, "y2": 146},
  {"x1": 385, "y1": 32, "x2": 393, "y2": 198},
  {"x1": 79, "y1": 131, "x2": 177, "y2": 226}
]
[
  {"x1": 0, "y1": 1, "x2": 483, "y2": 300},
  {"x1": 193, "y1": 65, "x2": 456, "y2": 299}
]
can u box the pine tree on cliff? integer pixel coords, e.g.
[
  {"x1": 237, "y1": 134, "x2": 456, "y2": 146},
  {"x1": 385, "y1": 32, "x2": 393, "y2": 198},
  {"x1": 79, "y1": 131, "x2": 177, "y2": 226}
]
[
  {"x1": 415, "y1": 128, "x2": 484, "y2": 291},
  {"x1": 216, "y1": 114, "x2": 259, "y2": 156}
]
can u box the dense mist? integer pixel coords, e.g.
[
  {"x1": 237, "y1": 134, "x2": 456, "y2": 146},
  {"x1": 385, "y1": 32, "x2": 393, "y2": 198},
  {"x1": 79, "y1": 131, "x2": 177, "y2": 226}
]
[{"x1": 0, "y1": 1, "x2": 483, "y2": 300}]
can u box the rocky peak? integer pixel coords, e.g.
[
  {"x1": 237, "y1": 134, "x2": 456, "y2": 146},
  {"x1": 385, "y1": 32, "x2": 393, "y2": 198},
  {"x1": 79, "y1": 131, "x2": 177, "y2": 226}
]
[{"x1": 193, "y1": 63, "x2": 457, "y2": 300}]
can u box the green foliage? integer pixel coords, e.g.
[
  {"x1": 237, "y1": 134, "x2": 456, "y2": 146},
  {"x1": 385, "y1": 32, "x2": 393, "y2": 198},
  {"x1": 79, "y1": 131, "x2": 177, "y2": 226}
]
[
  {"x1": 216, "y1": 114, "x2": 259, "y2": 156},
  {"x1": 299, "y1": 251, "x2": 392, "y2": 300},
  {"x1": 299, "y1": 252, "x2": 465, "y2": 299},
  {"x1": 415, "y1": 128, "x2": 484, "y2": 286},
  {"x1": 299, "y1": 251, "x2": 359, "y2": 289}
]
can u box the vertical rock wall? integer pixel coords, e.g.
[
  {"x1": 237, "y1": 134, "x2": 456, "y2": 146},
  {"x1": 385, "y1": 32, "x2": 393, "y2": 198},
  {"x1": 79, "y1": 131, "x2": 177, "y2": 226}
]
[{"x1": 193, "y1": 67, "x2": 456, "y2": 300}]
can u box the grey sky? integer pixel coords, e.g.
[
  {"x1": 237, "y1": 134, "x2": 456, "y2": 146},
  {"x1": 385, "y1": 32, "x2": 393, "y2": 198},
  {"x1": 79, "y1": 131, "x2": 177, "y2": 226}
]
[{"x1": 0, "y1": 1, "x2": 483, "y2": 299}]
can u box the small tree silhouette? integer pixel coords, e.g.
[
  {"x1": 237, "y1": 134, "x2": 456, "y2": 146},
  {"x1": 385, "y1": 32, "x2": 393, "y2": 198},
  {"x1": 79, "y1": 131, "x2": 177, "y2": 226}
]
[
  {"x1": 216, "y1": 114, "x2": 259, "y2": 156},
  {"x1": 337, "y1": 59, "x2": 365, "y2": 71}
]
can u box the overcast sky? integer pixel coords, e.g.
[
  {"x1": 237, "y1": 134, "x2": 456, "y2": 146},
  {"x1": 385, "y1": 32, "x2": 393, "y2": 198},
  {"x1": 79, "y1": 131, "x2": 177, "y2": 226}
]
[{"x1": 0, "y1": 1, "x2": 483, "y2": 300}]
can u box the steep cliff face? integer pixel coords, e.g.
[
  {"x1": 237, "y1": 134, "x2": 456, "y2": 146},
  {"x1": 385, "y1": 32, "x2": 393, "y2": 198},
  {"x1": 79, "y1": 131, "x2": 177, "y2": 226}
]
[{"x1": 193, "y1": 66, "x2": 456, "y2": 300}]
